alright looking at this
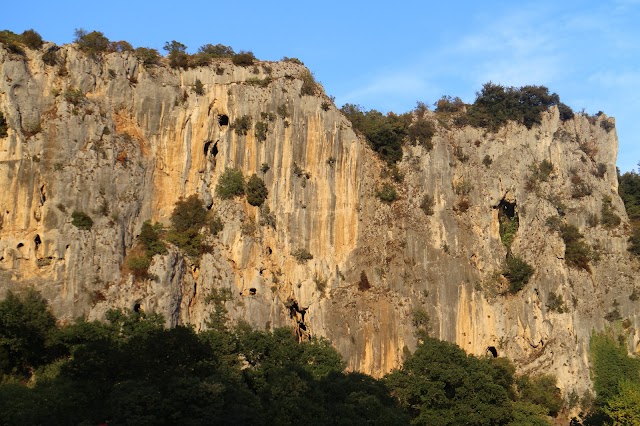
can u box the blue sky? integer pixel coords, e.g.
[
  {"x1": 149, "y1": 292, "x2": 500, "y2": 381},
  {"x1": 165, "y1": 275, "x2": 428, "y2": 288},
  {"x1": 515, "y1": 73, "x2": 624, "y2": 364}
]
[{"x1": 3, "y1": 0, "x2": 639, "y2": 171}]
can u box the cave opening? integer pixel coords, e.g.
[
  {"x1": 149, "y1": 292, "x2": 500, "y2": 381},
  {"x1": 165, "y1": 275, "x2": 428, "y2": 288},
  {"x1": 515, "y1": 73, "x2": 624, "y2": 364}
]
[
  {"x1": 266, "y1": 246, "x2": 272, "y2": 256},
  {"x1": 34, "y1": 234, "x2": 41, "y2": 251},
  {"x1": 218, "y1": 114, "x2": 229, "y2": 126},
  {"x1": 204, "y1": 141, "x2": 212, "y2": 156},
  {"x1": 133, "y1": 302, "x2": 141, "y2": 313},
  {"x1": 487, "y1": 346, "x2": 498, "y2": 358},
  {"x1": 17, "y1": 242, "x2": 24, "y2": 249},
  {"x1": 497, "y1": 198, "x2": 516, "y2": 219},
  {"x1": 40, "y1": 185, "x2": 46, "y2": 204},
  {"x1": 249, "y1": 288, "x2": 256, "y2": 296},
  {"x1": 211, "y1": 141, "x2": 218, "y2": 157}
]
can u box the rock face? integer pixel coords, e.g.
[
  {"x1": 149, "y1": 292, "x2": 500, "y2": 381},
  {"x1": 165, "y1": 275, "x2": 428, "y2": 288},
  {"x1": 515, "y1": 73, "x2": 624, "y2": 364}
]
[{"x1": 1, "y1": 44, "x2": 638, "y2": 397}]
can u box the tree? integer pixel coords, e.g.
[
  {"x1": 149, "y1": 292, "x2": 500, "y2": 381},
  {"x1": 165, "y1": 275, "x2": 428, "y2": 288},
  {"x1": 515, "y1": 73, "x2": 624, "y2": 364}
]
[
  {"x1": 198, "y1": 43, "x2": 235, "y2": 57},
  {"x1": 385, "y1": 337, "x2": 513, "y2": 425},
  {"x1": 0, "y1": 289, "x2": 57, "y2": 376},
  {"x1": 170, "y1": 195, "x2": 208, "y2": 233},
  {"x1": 216, "y1": 168, "x2": 245, "y2": 199},
  {"x1": 163, "y1": 40, "x2": 188, "y2": 69},
  {"x1": 246, "y1": 174, "x2": 268, "y2": 206},
  {"x1": 73, "y1": 29, "x2": 110, "y2": 57},
  {"x1": 603, "y1": 380, "x2": 640, "y2": 425}
]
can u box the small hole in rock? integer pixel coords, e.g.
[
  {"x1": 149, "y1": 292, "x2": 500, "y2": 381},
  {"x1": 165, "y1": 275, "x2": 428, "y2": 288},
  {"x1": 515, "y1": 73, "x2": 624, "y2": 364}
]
[
  {"x1": 266, "y1": 246, "x2": 272, "y2": 256},
  {"x1": 249, "y1": 288, "x2": 256, "y2": 296},
  {"x1": 204, "y1": 141, "x2": 212, "y2": 156},
  {"x1": 218, "y1": 115, "x2": 229, "y2": 126},
  {"x1": 133, "y1": 303, "x2": 141, "y2": 313},
  {"x1": 17, "y1": 242, "x2": 24, "y2": 249},
  {"x1": 34, "y1": 234, "x2": 41, "y2": 251},
  {"x1": 487, "y1": 346, "x2": 498, "y2": 358}
]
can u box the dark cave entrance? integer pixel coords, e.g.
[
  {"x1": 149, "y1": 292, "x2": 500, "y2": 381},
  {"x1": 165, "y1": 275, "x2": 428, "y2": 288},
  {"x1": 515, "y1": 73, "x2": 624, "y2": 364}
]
[
  {"x1": 497, "y1": 198, "x2": 516, "y2": 219},
  {"x1": 218, "y1": 114, "x2": 229, "y2": 126},
  {"x1": 34, "y1": 234, "x2": 41, "y2": 251},
  {"x1": 133, "y1": 302, "x2": 141, "y2": 313},
  {"x1": 487, "y1": 346, "x2": 498, "y2": 358}
]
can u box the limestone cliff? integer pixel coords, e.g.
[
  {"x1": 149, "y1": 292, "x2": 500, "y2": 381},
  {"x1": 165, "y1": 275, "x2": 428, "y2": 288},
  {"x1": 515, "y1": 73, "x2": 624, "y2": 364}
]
[{"x1": 1, "y1": 43, "x2": 638, "y2": 398}]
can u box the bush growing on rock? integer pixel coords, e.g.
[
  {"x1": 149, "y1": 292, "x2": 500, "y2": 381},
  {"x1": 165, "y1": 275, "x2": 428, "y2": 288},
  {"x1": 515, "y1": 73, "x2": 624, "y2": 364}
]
[
  {"x1": 503, "y1": 255, "x2": 534, "y2": 293},
  {"x1": 163, "y1": 40, "x2": 188, "y2": 69},
  {"x1": 73, "y1": 28, "x2": 110, "y2": 57},
  {"x1": 170, "y1": 195, "x2": 208, "y2": 233},
  {"x1": 376, "y1": 183, "x2": 398, "y2": 203},
  {"x1": 216, "y1": 168, "x2": 245, "y2": 199},
  {"x1": 232, "y1": 51, "x2": 255, "y2": 66},
  {"x1": 134, "y1": 47, "x2": 161, "y2": 67},
  {"x1": 71, "y1": 211, "x2": 93, "y2": 230},
  {"x1": 246, "y1": 174, "x2": 268, "y2": 206}
]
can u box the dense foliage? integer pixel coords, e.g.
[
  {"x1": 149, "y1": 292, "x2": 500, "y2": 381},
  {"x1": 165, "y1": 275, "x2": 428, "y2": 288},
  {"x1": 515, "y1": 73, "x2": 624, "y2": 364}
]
[
  {"x1": 341, "y1": 104, "x2": 407, "y2": 164},
  {"x1": 246, "y1": 174, "x2": 268, "y2": 206},
  {"x1": 502, "y1": 255, "x2": 534, "y2": 294},
  {"x1": 0, "y1": 291, "x2": 563, "y2": 425},
  {"x1": 619, "y1": 166, "x2": 640, "y2": 255},
  {"x1": 216, "y1": 168, "x2": 245, "y2": 199},
  {"x1": 574, "y1": 332, "x2": 640, "y2": 425},
  {"x1": 455, "y1": 83, "x2": 574, "y2": 131}
]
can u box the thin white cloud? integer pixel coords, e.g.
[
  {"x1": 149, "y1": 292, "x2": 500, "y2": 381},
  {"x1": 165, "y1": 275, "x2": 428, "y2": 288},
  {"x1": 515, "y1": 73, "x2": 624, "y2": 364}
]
[{"x1": 588, "y1": 71, "x2": 640, "y2": 88}]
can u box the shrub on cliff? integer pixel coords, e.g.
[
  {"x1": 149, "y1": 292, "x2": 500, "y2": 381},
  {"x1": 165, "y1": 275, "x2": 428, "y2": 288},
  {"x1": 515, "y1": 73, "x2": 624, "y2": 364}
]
[
  {"x1": 198, "y1": 43, "x2": 235, "y2": 58},
  {"x1": 71, "y1": 211, "x2": 93, "y2": 230},
  {"x1": 74, "y1": 29, "x2": 110, "y2": 57},
  {"x1": 170, "y1": 195, "x2": 208, "y2": 233},
  {"x1": 455, "y1": 82, "x2": 573, "y2": 131},
  {"x1": 232, "y1": 51, "x2": 255, "y2": 66},
  {"x1": 341, "y1": 104, "x2": 406, "y2": 164},
  {"x1": 503, "y1": 255, "x2": 534, "y2": 293},
  {"x1": 20, "y1": 29, "x2": 43, "y2": 50},
  {"x1": 163, "y1": 40, "x2": 188, "y2": 69},
  {"x1": 299, "y1": 69, "x2": 318, "y2": 96},
  {"x1": 246, "y1": 174, "x2": 268, "y2": 206},
  {"x1": 376, "y1": 183, "x2": 398, "y2": 203},
  {"x1": 134, "y1": 47, "x2": 161, "y2": 67},
  {"x1": 216, "y1": 168, "x2": 245, "y2": 199},
  {"x1": 139, "y1": 220, "x2": 167, "y2": 257}
]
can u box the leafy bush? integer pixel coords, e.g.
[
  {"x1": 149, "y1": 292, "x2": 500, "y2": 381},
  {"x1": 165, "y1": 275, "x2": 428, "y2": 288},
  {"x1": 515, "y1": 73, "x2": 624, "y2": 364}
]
[
  {"x1": 258, "y1": 204, "x2": 276, "y2": 229},
  {"x1": 559, "y1": 224, "x2": 593, "y2": 270},
  {"x1": 232, "y1": 51, "x2": 255, "y2": 66},
  {"x1": 127, "y1": 255, "x2": 151, "y2": 279},
  {"x1": 340, "y1": 104, "x2": 406, "y2": 164},
  {"x1": 255, "y1": 121, "x2": 268, "y2": 141},
  {"x1": 455, "y1": 82, "x2": 573, "y2": 131},
  {"x1": 231, "y1": 115, "x2": 251, "y2": 136},
  {"x1": 420, "y1": 194, "x2": 434, "y2": 216},
  {"x1": 216, "y1": 168, "x2": 245, "y2": 199},
  {"x1": 499, "y1": 214, "x2": 519, "y2": 252},
  {"x1": 166, "y1": 228, "x2": 210, "y2": 258},
  {"x1": 282, "y1": 56, "x2": 304, "y2": 64},
  {"x1": 434, "y1": 95, "x2": 464, "y2": 113},
  {"x1": 407, "y1": 118, "x2": 435, "y2": 150},
  {"x1": 292, "y1": 248, "x2": 313, "y2": 264},
  {"x1": 516, "y1": 374, "x2": 563, "y2": 416},
  {"x1": 546, "y1": 291, "x2": 566, "y2": 313},
  {"x1": 73, "y1": 29, "x2": 110, "y2": 57},
  {"x1": 198, "y1": 43, "x2": 235, "y2": 57},
  {"x1": 589, "y1": 332, "x2": 640, "y2": 406},
  {"x1": 246, "y1": 174, "x2": 268, "y2": 206},
  {"x1": 299, "y1": 69, "x2": 318, "y2": 96},
  {"x1": 600, "y1": 196, "x2": 621, "y2": 228},
  {"x1": 170, "y1": 195, "x2": 208, "y2": 233},
  {"x1": 64, "y1": 88, "x2": 84, "y2": 106},
  {"x1": 193, "y1": 79, "x2": 204, "y2": 96},
  {"x1": 0, "y1": 289, "x2": 57, "y2": 376},
  {"x1": 0, "y1": 30, "x2": 25, "y2": 55},
  {"x1": 71, "y1": 211, "x2": 93, "y2": 230},
  {"x1": 134, "y1": 47, "x2": 161, "y2": 67},
  {"x1": 139, "y1": 221, "x2": 167, "y2": 257},
  {"x1": 21, "y1": 29, "x2": 43, "y2": 49},
  {"x1": 503, "y1": 255, "x2": 534, "y2": 293},
  {"x1": 163, "y1": 40, "x2": 188, "y2": 69},
  {"x1": 376, "y1": 183, "x2": 398, "y2": 203},
  {"x1": 209, "y1": 213, "x2": 224, "y2": 236}
]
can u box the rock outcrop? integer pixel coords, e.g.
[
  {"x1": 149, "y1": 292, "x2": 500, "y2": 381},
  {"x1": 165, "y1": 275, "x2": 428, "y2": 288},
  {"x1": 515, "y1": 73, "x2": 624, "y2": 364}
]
[{"x1": 1, "y1": 43, "x2": 638, "y2": 398}]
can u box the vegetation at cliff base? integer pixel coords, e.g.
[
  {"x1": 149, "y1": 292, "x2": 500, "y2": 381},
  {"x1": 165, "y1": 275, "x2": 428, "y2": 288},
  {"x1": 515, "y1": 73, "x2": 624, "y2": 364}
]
[{"x1": 0, "y1": 290, "x2": 565, "y2": 425}]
